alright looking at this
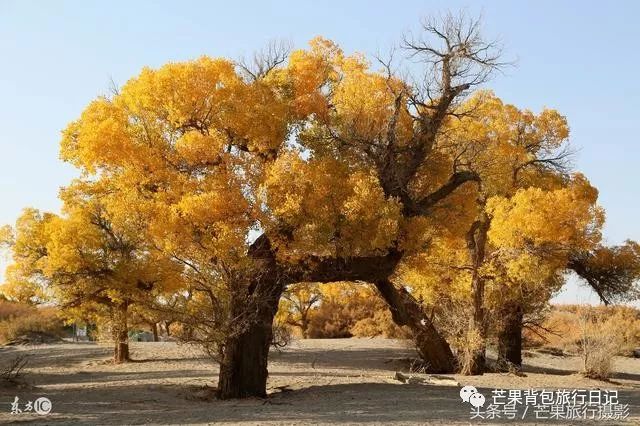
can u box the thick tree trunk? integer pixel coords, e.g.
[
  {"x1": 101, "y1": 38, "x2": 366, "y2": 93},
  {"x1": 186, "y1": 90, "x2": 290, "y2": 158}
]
[
  {"x1": 497, "y1": 302, "x2": 523, "y2": 370},
  {"x1": 466, "y1": 273, "x2": 487, "y2": 375},
  {"x1": 217, "y1": 235, "x2": 284, "y2": 399},
  {"x1": 464, "y1": 215, "x2": 490, "y2": 375},
  {"x1": 374, "y1": 279, "x2": 455, "y2": 373},
  {"x1": 217, "y1": 332, "x2": 267, "y2": 399},
  {"x1": 216, "y1": 315, "x2": 273, "y2": 398},
  {"x1": 113, "y1": 302, "x2": 130, "y2": 363},
  {"x1": 216, "y1": 279, "x2": 284, "y2": 399}
]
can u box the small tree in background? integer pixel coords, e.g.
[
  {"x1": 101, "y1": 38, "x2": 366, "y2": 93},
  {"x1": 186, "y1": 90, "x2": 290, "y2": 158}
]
[
  {"x1": 277, "y1": 283, "x2": 322, "y2": 338},
  {"x1": 1, "y1": 183, "x2": 181, "y2": 362}
]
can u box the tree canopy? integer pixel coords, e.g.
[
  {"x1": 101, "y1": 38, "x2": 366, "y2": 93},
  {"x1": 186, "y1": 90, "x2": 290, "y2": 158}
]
[{"x1": 2, "y1": 13, "x2": 639, "y2": 399}]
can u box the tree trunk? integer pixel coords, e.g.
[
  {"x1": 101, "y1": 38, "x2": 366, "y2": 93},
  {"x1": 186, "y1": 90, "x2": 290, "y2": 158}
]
[
  {"x1": 374, "y1": 279, "x2": 455, "y2": 373},
  {"x1": 300, "y1": 314, "x2": 309, "y2": 339},
  {"x1": 497, "y1": 302, "x2": 523, "y2": 370},
  {"x1": 217, "y1": 235, "x2": 284, "y2": 399},
  {"x1": 463, "y1": 215, "x2": 490, "y2": 375},
  {"x1": 217, "y1": 234, "x2": 285, "y2": 399},
  {"x1": 216, "y1": 278, "x2": 284, "y2": 399},
  {"x1": 216, "y1": 313, "x2": 273, "y2": 399},
  {"x1": 466, "y1": 272, "x2": 487, "y2": 375},
  {"x1": 163, "y1": 320, "x2": 173, "y2": 337},
  {"x1": 151, "y1": 322, "x2": 159, "y2": 342},
  {"x1": 113, "y1": 302, "x2": 130, "y2": 363}
]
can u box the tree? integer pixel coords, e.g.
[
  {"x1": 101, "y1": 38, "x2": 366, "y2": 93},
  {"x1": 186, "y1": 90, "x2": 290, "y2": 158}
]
[
  {"x1": 402, "y1": 97, "x2": 546, "y2": 370},
  {"x1": 485, "y1": 182, "x2": 640, "y2": 370},
  {"x1": 277, "y1": 283, "x2": 321, "y2": 338},
  {"x1": 1, "y1": 182, "x2": 181, "y2": 363},
  {"x1": 63, "y1": 11, "x2": 634, "y2": 396},
  {"x1": 569, "y1": 241, "x2": 640, "y2": 304},
  {"x1": 7, "y1": 11, "x2": 634, "y2": 397},
  {"x1": 54, "y1": 13, "x2": 512, "y2": 398},
  {"x1": 481, "y1": 238, "x2": 640, "y2": 372},
  {"x1": 499, "y1": 242, "x2": 640, "y2": 371},
  {"x1": 0, "y1": 209, "x2": 55, "y2": 304},
  {"x1": 396, "y1": 88, "x2": 617, "y2": 374}
]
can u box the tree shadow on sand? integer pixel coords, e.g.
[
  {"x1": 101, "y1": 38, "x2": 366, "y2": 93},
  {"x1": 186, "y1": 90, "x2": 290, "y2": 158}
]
[{"x1": 3, "y1": 381, "x2": 639, "y2": 425}]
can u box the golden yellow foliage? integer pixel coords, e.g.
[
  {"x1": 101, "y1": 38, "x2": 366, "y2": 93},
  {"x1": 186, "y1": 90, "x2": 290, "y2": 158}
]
[{"x1": 4, "y1": 33, "x2": 635, "y2": 378}]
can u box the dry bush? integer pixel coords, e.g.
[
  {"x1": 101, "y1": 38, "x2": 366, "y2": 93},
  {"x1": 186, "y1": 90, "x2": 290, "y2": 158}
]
[
  {"x1": 0, "y1": 304, "x2": 65, "y2": 345},
  {"x1": 605, "y1": 307, "x2": 640, "y2": 356},
  {"x1": 0, "y1": 354, "x2": 29, "y2": 387},
  {"x1": 524, "y1": 305, "x2": 640, "y2": 357},
  {"x1": 578, "y1": 308, "x2": 624, "y2": 380},
  {"x1": 456, "y1": 327, "x2": 485, "y2": 375},
  {"x1": 0, "y1": 300, "x2": 33, "y2": 321},
  {"x1": 351, "y1": 309, "x2": 410, "y2": 339},
  {"x1": 307, "y1": 300, "x2": 354, "y2": 338},
  {"x1": 307, "y1": 284, "x2": 407, "y2": 338},
  {"x1": 271, "y1": 321, "x2": 292, "y2": 350},
  {"x1": 524, "y1": 308, "x2": 578, "y2": 353},
  {"x1": 433, "y1": 298, "x2": 484, "y2": 373}
]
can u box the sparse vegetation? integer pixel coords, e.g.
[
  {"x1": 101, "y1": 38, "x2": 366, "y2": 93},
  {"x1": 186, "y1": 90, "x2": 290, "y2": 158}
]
[
  {"x1": 577, "y1": 308, "x2": 624, "y2": 380},
  {"x1": 276, "y1": 283, "x2": 409, "y2": 340},
  {"x1": 0, "y1": 300, "x2": 65, "y2": 345},
  {"x1": 0, "y1": 354, "x2": 29, "y2": 387},
  {"x1": 524, "y1": 305, "x2": 640, "y2": 360}
]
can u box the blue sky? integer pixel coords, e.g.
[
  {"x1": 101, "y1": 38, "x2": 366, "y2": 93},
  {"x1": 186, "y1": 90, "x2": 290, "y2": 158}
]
[{"x1": 1, "y1": 1, "x2": 639, "y2": 303}]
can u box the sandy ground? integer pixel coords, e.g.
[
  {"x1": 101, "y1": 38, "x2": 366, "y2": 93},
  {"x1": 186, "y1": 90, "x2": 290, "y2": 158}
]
[{"x1": 1, "y1": 338, "x2": 640, "y2": 425}]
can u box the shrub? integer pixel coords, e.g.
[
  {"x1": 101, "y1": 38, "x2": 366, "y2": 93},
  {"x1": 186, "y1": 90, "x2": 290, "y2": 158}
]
[
  {"x1": 525, "y1": 308, "x2": 581, "y2": 353},
  {"x1": 456, "y1": 327, "x2": 485, "y2": 375},
  {"x1": 351, "y1": 309, "x2": 410, "y2": 339},
  {"x1": 306, "y1": 283, "x2": 407, "y2": 338},
  {"x1": 307, "y1": 300, "x2": 354, "y2": 338},
  {"x1": 0, "y1": 303, "x2": 65, "y2": 344},
  {"x1": 606, "y1": 308, "x2": 640, "y2": 356},
  {"x1": 578, "y1": 308, "x2": 624, "y2": 380},
  {"x1": 432, "y1": 298, "x2": 485, "y2": 374},
  {"x1": 524, "y1": 304, "x2": 640, "y2": 357},
  {"x1": 0, "y1": 300, "x2": 32, "y2": 321}
]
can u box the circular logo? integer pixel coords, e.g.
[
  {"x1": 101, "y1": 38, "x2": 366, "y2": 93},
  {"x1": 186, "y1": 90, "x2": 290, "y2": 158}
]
[
  {"x1": 33, "y1": 397, "x2": 52, "y2": 415},
  {"x1": 460, "y1": 385, "x2": 477, "y2": 402},
  {"x1": 469, "y1": 392, "x2": 486, "y2": 408}
]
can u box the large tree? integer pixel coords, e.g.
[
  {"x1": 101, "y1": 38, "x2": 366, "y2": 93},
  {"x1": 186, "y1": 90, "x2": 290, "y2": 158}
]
[
  {"x1": 54, "y1": 12, "x2": 633, "y2": 397},
  {"x1": 57, "y1": 22, "x2": 499, "y2": 397}
]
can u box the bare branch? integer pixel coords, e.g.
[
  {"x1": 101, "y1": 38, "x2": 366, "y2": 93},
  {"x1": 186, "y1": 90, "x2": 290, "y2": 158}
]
[
  {"x1": 237, "y1": 39, "x2": 292, "y2": 81},
  {"x1": 403, "y1": 11, "x2": 512, "y2": 104}
]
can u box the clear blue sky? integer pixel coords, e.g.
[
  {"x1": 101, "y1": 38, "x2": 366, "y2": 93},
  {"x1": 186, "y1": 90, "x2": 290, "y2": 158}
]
[{"x1": 1, "y1": 0, "x2": 638, "y2": 303}]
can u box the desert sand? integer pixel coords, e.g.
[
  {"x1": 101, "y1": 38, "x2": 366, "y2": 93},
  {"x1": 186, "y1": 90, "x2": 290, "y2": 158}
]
[{"x1": 1, "y1": 338, "x2": 639, "y2": 424}]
